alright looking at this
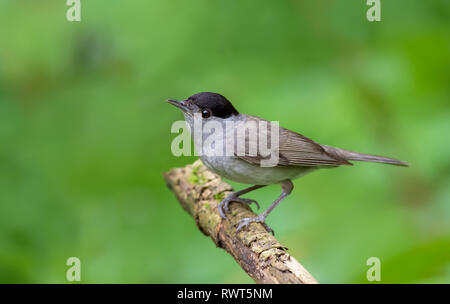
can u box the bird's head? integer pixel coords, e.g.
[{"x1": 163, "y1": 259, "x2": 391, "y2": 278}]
[{"x1": 167, "y1": 92, "x2": 239, "y2": 120}]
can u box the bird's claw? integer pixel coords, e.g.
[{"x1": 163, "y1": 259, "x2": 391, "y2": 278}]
[
  {"x1": 218, "y1": 196, "x2": 260, "y2": 219},
  {"x1": 236, "y1": 215, "x2": 274, "y2": 235}
]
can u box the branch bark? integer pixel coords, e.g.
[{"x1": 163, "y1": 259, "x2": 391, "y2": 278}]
[{"x1": 163, "y1": 160, "x2": 318, "y2": 284}]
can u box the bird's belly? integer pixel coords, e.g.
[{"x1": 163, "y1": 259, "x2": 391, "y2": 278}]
[{"x1": 200, "y1": 155, "x2": 315, "y2": 185}]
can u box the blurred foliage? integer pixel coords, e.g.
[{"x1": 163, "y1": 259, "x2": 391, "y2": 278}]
[{"x1": 0, "y1": 0, "x2": 449, "y2": 283}]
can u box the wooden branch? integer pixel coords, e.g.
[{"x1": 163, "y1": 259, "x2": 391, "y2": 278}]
[{"x1": 163, "y1": 160, "x2": 318, "y2": 284}]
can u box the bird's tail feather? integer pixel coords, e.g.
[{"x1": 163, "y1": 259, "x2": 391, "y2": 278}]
[{"x1": 322, "y1": 145, "x2": 409, "y2": 167}]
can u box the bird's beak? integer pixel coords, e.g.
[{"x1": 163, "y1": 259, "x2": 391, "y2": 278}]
[{"x1": 166, "y1": 99, "x2": 190, "y2": 113}]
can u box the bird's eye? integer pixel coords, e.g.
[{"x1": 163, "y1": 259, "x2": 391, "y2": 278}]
[{"x1": 202, "y1": 109, "x2": 211, "y2": 118}]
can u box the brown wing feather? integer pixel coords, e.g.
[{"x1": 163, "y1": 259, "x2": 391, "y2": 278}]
[{"x1": 234, "y1": 115, "x2": 351, "y2": 167}]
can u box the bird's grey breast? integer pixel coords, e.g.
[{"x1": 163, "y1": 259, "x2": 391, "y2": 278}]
[{"x1": 184, "y1": 113, "x2": 315, "y2": 184}]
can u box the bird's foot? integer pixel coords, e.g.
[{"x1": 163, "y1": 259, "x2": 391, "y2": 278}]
[
  {"x1": 218, "y1": 195, "x2": 260, "y2": 219},
  {"x1": 236, "y1": 215, "x2": 274, "y2": 235}
]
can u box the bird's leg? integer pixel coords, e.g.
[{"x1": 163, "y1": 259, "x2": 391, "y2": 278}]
[
  {"x1": 236, "y1": 180, "x2": 294, "y2": 235},
  {"x1": 218, "y1": 185, "x2": 266, "y2": 219}
]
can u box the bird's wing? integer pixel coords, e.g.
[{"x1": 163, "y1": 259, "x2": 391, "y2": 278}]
[{"x1": 234, "y1": 115, "x2": 351, "y2": 167}]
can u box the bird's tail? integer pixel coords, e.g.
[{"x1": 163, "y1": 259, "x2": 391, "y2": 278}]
[{"x1": 322, "y1": 145, "x2": 409, "y2": 167}]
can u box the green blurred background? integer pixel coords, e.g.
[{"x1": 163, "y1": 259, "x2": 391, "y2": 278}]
[{"x1": 0, "y1": 0, "x2": 449, "y2": 283}]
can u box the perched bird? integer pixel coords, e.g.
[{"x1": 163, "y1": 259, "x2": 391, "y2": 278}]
[{"x1": 167, "y1": 92, "x2": 408, "y2": 234}]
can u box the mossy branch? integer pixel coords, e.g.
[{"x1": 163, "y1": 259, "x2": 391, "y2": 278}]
[{"x1": 163, "y1": 160, "x2": 318, "y2": 284}]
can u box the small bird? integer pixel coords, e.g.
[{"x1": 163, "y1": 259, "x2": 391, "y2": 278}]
[{"x1": 167, "y1": 92, "x2": 408, "y2": 234}]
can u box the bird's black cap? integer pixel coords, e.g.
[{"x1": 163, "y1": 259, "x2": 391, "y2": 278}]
[{"x1": 187, "y1": 92, "x2": 239, "y2": 119}]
